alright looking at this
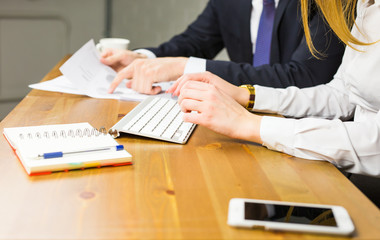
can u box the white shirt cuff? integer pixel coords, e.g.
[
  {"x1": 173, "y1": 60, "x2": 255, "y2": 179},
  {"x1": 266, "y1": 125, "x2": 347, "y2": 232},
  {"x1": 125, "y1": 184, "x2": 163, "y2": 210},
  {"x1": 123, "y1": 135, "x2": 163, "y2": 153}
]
[
  {"x1": 253, "y1": 85, "x2": 281, "y2": 114},
  {"x1": 134, "y1": 49, "x2": 157, "y2": 59},
  {"x1": 260, "y1": 116, "x2": 295, "y2": 154},
  {"x1": 184, "y1": 57, "x2": 206, "y2": 74}
]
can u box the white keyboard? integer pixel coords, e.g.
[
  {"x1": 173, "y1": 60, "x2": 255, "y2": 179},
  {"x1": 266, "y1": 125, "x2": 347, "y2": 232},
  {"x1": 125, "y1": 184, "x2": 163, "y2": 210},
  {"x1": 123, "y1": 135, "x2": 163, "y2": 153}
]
[{"x1": 111, "y1": 97, "x2": 196, "y2": 144}]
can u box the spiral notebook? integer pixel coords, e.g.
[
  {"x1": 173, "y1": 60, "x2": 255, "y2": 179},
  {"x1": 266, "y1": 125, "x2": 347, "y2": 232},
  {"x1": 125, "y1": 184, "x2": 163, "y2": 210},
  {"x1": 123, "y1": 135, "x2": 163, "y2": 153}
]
[{"x1": 3, "y1": 122, "x2": 132, "y2": 176}]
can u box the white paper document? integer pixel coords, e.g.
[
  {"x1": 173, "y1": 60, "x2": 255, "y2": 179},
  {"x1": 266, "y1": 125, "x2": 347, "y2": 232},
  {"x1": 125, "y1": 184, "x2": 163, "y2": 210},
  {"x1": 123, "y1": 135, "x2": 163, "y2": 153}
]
[{"x1": 29, "y1": 39, "x2": 172, "y2": 101}]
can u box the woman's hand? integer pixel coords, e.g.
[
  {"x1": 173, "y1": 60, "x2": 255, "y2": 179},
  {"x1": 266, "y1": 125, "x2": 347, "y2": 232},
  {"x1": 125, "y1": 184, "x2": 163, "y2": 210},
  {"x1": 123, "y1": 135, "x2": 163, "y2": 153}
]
[
  {"x1": 178, "y1": 80, "x2": 263, "y2": 143},
  {"x1": 167, "y1": 72, "x2": 250, "y2": 107}
]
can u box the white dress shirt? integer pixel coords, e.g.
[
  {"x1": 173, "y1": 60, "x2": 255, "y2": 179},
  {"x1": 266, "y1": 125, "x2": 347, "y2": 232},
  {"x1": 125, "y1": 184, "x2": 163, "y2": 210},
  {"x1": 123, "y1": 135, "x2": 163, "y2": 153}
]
[
  {"x1": 136, "y1": 0, "x2": 280, "y2": 74},
  {"x1": 254, "y1": 0, "x2": 380, "y2": 177}
]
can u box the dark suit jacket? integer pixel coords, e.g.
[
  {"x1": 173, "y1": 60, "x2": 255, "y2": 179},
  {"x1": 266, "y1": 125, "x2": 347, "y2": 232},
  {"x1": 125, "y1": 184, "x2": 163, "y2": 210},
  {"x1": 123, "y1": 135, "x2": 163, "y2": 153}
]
[{"x1": 146, "y1": 0, "x2": 345, "y2": 88}]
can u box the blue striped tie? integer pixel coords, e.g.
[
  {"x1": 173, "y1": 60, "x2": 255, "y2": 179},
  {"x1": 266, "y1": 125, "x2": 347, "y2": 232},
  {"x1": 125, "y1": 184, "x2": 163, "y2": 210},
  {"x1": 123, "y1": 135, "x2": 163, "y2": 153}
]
[{"x1": 253, "y1": 0, "x2": 275, "y2": 67}]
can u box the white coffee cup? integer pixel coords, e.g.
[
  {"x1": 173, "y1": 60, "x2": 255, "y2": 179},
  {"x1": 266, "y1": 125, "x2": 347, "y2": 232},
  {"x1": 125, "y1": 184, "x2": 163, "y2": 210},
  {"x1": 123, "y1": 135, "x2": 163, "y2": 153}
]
[{"x1": 96, "y1": 38, "x2": 130, "y2": 52}]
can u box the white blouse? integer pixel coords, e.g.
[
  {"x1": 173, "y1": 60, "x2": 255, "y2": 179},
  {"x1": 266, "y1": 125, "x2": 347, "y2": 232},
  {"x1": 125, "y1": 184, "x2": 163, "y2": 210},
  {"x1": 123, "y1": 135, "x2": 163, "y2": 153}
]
[{"x1": 254, "y1": 0, "x2": 380, "y2": 177}]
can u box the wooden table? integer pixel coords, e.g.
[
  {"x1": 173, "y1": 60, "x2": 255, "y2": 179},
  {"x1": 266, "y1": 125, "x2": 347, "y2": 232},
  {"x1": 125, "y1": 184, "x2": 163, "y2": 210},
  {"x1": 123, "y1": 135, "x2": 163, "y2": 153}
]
[{"x1": 0, "y1": 56, "x2": 379, "y2": 239}]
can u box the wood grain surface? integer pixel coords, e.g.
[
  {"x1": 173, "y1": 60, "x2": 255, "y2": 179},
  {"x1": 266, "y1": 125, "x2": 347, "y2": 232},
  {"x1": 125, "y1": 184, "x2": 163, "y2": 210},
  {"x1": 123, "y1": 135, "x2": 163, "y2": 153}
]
[{"x1": 0, "y1": 57, "x2": 379, "y2": 239}]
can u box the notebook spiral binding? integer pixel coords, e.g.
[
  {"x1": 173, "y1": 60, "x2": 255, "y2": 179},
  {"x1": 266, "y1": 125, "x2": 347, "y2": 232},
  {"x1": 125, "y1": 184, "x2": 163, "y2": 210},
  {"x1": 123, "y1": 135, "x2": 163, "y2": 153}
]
[{"x1": 18, "y1": 127, "x2": 120, "y2": 140}]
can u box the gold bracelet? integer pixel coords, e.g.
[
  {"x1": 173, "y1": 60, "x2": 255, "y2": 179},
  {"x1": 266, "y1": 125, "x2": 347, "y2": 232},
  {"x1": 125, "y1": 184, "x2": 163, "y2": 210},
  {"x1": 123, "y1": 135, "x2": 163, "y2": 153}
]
[{"x1": 239, "y1": 84, "x2": 255, "y2": 110}]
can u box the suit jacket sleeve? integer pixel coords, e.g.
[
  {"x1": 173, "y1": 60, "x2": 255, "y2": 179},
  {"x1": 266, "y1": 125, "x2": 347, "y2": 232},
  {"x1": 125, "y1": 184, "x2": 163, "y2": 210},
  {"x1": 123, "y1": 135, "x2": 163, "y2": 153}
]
[
  {"x1": 206, "y1": 7, "x2": 345, "y2": 88},
  {"x1": 145, "y1": 0, "x2": 224, "y2": 60}
]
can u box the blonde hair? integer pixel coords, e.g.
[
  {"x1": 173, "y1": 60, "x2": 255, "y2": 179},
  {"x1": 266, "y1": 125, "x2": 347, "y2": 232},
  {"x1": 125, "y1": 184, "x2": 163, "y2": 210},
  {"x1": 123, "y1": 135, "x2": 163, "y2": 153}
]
[{"x1": 301, "y1": 0, "x2": 371, "y2": 57}]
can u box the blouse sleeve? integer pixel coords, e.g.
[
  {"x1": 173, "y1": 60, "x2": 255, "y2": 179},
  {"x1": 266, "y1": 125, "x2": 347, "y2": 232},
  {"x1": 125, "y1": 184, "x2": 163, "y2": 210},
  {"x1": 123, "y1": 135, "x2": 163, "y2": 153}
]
[
  {"x1": 259, "y1": 110, "x2": 380, "y2": 177},
  {"x1": 253, "y1": 75, "x2": 356, "y2": 120}
]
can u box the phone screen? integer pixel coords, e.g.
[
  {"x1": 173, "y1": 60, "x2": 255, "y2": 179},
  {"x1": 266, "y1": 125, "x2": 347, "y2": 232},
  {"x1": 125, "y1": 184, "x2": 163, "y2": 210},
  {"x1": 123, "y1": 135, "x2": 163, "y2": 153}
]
[{"x1": 244, "y1": 202, "x2": 337, "y2": 227}]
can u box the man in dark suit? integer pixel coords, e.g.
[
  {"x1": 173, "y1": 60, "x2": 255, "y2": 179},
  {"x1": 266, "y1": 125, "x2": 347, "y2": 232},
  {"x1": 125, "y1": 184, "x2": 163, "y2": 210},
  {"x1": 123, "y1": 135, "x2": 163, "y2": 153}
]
[{"x1": 103, "y1": 0, "x2": 344, "y2": 95}]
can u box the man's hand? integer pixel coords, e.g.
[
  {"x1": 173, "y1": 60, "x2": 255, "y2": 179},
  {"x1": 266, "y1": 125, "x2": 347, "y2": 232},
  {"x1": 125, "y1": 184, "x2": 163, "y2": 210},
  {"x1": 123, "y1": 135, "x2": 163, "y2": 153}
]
[
  {"x1": 100, "y1": 49, "x2": 147, "y2": 72},
  {"x1": 108, "y1": 57, "x2": 188, "y2": 95}
]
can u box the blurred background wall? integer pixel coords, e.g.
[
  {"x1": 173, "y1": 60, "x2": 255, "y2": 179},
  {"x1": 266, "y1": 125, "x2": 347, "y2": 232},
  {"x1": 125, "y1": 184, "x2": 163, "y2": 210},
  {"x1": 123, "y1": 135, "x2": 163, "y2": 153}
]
[
  {"x1": 0, "y1": 0, "x2": 224, "y2": 120},
  {"x1": 111, "y1": 0, "x2": 208, "y2": 49}
]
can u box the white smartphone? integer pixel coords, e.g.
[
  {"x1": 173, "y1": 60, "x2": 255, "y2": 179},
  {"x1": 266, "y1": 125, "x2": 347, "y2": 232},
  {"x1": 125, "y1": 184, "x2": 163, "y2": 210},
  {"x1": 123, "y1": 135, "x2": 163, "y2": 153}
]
[{"x1": 228, "y1": 198, "x2": 355, "y2": 236}]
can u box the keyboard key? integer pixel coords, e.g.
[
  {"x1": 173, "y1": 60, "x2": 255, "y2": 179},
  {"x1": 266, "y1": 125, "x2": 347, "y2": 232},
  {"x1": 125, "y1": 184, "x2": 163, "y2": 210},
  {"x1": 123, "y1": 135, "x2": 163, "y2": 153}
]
[
  {"x1": 123, "y1": 97, "x2": 159, "y2": 131},
  {"x1": 140, "y1": 99, "x2": 176, "y2": 134},
  {"x1": 161, "y1": 112, "x2": 182, "y2": 139}
]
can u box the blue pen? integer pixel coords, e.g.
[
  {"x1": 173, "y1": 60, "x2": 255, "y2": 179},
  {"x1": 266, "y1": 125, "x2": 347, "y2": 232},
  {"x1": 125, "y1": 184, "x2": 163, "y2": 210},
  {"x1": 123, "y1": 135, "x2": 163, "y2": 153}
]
[{"x1": 36, "y1": 145, "x2": 124, "y2": 159}]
